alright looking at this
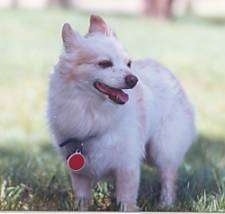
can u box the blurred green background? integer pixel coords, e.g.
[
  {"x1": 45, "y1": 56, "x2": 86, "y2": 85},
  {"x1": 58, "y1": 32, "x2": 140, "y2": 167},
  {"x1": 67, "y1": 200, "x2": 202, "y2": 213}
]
[{"x1": 0, "y1": 0, "x2": 225, "y2": 211}]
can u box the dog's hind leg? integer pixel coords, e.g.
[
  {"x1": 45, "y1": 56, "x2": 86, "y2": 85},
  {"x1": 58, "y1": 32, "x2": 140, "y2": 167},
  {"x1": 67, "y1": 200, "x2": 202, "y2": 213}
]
[
  {"x1": 158, "y1": 166, "x2": 177, "y2": 208},
  {"x1": 148, "y1": 107, "x2": 195, "y2": 208},
  {"x1": 69, "y1": 172, "x2": 92, "y2": 211},
  {"x1": 147, "y1": 141, "x2": 177, "y2": 208}
]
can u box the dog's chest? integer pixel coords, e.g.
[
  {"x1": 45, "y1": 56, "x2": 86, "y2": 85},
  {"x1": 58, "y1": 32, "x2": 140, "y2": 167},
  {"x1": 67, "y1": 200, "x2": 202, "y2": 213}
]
[
  {"x1": 75, "y1": 131, "x2": 141, "y2": 179},
  {"x1": 48, "y1": 96, "x2": 121, "y2": 142}
]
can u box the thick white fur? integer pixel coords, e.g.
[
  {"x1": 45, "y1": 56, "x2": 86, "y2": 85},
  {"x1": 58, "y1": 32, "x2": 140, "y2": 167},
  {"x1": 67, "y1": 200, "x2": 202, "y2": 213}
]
[{"x1": 47, "y1": 16, "x2": 196, "y2": 211}]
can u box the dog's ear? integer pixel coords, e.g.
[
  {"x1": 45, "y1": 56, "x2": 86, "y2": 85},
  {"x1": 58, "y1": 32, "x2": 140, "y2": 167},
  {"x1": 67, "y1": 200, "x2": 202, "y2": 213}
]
[
  {"x1": 88, "y1": 15, "x2": 116, "y2": 37},
  {"x1": 62, "y1": 23, "x2": 81, "y2": 51}
]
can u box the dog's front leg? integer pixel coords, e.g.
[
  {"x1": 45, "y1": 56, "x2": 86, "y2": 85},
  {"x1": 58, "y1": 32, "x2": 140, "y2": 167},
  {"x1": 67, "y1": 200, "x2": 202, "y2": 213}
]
[
  {"x1": 69, "y1": 172, "x2": 92, "y2": 211},
  {"x1": 116, "y1": 167, "x2": 140, "y2": 212}
]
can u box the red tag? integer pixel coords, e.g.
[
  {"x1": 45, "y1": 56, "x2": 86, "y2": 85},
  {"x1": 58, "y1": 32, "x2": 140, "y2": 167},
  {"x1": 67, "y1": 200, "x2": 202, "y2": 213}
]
[{"x1": 67, "y1": 152, "x2": 86, "y2": 172}]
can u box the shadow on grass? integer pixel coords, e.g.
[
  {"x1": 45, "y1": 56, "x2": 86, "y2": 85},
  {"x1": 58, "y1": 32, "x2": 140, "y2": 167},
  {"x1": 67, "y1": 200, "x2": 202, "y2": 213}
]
[
  {"x1": 0, "y1": 141, "x2": 75, "y2": 210},
  {"x1": 138, "y1": 135, "x2": 225, "y2": 211},
  {"x1": 0, "y1": 134, "x2": 225, "y2": 211}
]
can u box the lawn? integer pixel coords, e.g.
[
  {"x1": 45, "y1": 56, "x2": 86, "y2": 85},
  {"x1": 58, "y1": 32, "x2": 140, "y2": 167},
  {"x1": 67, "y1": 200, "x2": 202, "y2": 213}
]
[{"x1": 0, "y1": 9, "x2": 225, "y2": 211}]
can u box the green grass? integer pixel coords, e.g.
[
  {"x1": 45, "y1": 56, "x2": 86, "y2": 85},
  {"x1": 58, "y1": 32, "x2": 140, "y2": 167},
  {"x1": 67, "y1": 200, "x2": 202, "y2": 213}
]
[{"x1": 0, "y1": 9, "x2": 225, "y2": 211}]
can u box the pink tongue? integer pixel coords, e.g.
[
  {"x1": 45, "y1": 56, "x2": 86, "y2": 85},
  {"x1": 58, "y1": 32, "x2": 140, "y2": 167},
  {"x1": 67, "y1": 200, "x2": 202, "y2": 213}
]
[
  {"x1": 94, "y1": 81, "x2": 129, "y2": 104},
  {"x1": 109, "y1": 90, "x2": 128, "y2": 104}
]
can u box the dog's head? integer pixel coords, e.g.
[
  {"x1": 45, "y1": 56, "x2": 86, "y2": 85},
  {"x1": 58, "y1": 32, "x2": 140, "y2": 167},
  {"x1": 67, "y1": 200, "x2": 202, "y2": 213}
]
[{"x1": 58, "y1": 15, "x2": 138, "y2": 105}]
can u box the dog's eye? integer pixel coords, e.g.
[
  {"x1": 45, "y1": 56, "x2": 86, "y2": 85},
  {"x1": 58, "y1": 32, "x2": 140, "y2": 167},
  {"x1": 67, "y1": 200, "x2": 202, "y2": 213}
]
[
  {"x1": 98, "y1": 60, "x2": 113, "y2": 69},
  {"x1": 127, "y1": 60, "x2": 132, "y2": 68}
]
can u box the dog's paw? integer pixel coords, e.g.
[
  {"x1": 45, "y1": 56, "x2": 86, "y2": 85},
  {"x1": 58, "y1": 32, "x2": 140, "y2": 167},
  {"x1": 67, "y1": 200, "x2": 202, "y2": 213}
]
[
  {"x1": 76, "y1": 198, "x2": 91, "y2": 211},
  {"x1": 158, "y1": 196, "x2": 174, "y2": 210},
  {"x1": 119, "y1": 202, "x2": 140, "y2": 212}
]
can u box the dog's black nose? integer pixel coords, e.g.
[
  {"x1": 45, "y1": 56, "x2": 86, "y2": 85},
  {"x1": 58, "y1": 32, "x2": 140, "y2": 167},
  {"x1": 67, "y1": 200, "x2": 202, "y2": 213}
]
[{"x1": 125, "y1": 74, "x2": 138, "y2": 88}]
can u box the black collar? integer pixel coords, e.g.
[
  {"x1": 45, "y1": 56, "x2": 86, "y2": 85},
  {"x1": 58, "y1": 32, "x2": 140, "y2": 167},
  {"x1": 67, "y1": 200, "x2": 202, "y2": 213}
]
[
  {"x1": 60, "y1": 138, "x2": 84, "y2": 154},
  {"x1": 59, "y1": 135, "x2": 96, "y2": 158}
]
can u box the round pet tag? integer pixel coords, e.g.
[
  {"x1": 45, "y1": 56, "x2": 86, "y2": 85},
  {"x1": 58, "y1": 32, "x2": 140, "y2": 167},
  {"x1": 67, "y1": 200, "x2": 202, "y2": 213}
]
[{"x1": 67, "y1": 152, "x2": 86, "y2": 171}]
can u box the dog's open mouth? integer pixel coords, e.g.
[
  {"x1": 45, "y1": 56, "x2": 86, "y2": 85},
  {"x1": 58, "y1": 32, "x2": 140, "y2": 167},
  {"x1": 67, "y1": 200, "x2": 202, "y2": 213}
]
[{"x1": 94, "y1": 81, "x2": 129, "y2": 105}]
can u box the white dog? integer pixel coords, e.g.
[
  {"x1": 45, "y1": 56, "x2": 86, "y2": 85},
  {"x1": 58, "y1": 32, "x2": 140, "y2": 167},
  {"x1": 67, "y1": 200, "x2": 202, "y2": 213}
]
[{"x1": 47, "y1": 15, "x2": 196, "y2": 211}]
